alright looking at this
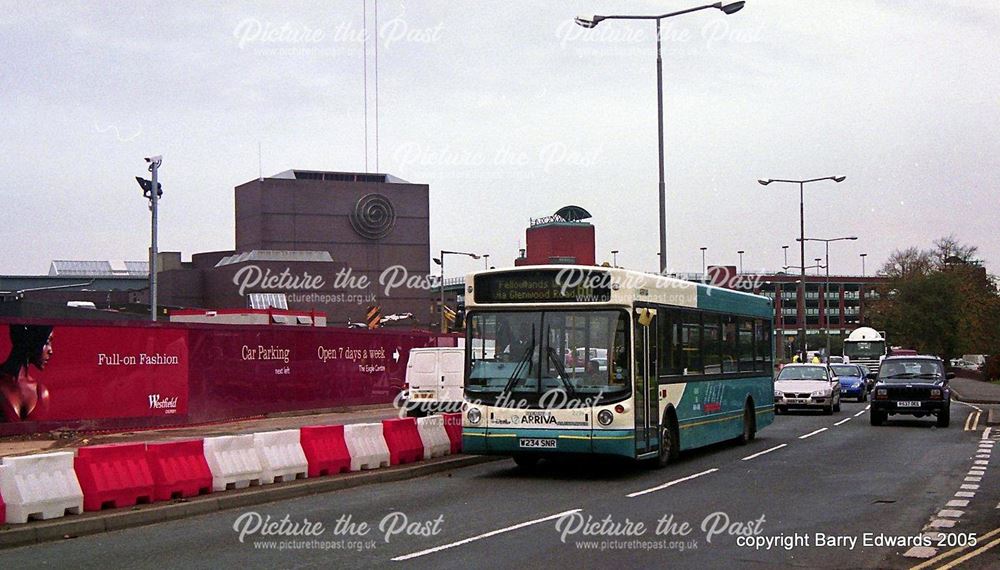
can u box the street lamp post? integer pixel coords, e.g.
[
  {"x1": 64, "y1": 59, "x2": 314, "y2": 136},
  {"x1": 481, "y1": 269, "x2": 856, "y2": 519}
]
[
  {"x1": 782, "y1": 245, "x2": 789, "y2": 268},
  {"x1": 737, "y1": 250, "x2": 745, "y2": 274},
  {"x1": 800, "y1": 236, "x2": 858, "y2": 361},
  {"x1": 434, "y1": 250, "x2": 480, "y2": 333},
  {"x1": 576, "y1": 2, "x2": 744, "y2": 274},
  {"x1": 611, "y1": 250, "x2": 619, "y2": 268},
  {"x1": 700, "y1": 246, "x2": 707, "y2": 276},
  {"x1": 758, "y1": 176, "x2": 846, "y2": 361},
  {"x1": 483, "y1": 254, "x2": 490, "y2": 270},
  {"x1": 860, "y1": 253, "x2": 868, "y2": 277}
]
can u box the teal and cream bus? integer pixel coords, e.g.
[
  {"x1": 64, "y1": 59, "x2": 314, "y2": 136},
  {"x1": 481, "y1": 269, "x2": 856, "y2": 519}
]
[{"x1": 461, "y1": 266, "x2": 774, "y2": 468}]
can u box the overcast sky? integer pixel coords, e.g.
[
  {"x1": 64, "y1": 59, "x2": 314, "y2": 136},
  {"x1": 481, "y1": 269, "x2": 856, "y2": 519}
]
[{"x1": 2, "y1": 1, "x2": 997, "y2": 279}]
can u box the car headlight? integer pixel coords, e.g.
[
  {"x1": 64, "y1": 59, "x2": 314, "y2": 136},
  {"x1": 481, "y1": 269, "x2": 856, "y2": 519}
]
[
  {"x1": 597, "y1": 410, "x2": 614, "y2": 426},
  {"x1": 812, "y1": 389, "x2": 830, "y2": 397},
  {"x1": 774, "y1": 390, "x2": 783, "y2": 398},
  {"x1": 467, "y1": 407, "x2": 482, "y2": 425}
]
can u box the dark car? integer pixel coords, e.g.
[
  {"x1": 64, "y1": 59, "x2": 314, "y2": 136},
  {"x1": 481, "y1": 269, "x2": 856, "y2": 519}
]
[
  {"x1": 831, "y1": 364, "x2": 868, "y2": 401},
  {"x1": 869, "y1": 356, "x2": 954, "y2": 427}
]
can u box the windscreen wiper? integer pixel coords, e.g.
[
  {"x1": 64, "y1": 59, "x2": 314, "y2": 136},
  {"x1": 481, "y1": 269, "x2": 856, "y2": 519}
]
[
  {"x1": 545, "y1": 346, "x2": 576, "y2": 397},
  {"x1": 500, "y1": 329, "x2": 535, "y2": 398},
  {"x1": 884, "y1": 373, "x2": 916, "y2": 379}
]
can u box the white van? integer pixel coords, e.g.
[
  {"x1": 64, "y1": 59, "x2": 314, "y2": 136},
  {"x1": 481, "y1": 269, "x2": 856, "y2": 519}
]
[{"x1": 402, "y1": 347, "x2": 465, "y2": 417}]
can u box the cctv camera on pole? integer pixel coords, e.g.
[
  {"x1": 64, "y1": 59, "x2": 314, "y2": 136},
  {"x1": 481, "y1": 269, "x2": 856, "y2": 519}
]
[{"x1": 136, "y1": 156, "x2": 162, "y2": 321}]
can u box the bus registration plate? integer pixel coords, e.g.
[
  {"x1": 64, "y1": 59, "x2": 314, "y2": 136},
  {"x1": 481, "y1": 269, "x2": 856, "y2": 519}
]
[{"x1": 520, "y1": 438, "x2": 557, "y2": 449}]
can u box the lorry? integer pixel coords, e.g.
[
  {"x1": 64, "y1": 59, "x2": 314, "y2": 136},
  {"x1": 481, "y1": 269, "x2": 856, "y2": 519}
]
[
  {"x1": 401, "y1": 347, "x2": 465, "y2": 417},
  {"x1": 843, "y1": 327, "x2": 888, "y2": 371}
]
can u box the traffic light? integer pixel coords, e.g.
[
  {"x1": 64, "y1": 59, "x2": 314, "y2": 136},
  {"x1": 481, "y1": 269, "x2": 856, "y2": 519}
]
[{"x1": 135, "y1": 176, "x2": 163, "y2": 199}]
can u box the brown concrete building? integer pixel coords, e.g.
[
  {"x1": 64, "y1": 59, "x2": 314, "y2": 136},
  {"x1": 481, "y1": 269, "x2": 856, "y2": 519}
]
[{"x1": 156, "y1": 170, "x2": 433, "y2": 326}]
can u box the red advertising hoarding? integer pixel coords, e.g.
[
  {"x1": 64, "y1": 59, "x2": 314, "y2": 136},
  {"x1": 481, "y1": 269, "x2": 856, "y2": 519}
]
[
  {"x1": 0, "y1": 323, "x2": 188, "y2": 424},
  {"x1": 0, "y1": 318, "x2": 457, "y2": 435}
]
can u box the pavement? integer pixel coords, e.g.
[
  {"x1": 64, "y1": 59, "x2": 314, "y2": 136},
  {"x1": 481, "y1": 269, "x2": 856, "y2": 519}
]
[
  {"x1": 2, "y1": 399, "x2": 996, "y2": 569},
  {"x1": 947, "y1": 374, "x2": 1000, "y2": 406}
]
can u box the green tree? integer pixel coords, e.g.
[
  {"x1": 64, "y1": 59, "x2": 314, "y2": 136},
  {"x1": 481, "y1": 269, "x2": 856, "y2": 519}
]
[{"x1": 870, "y1": 237, "x2": 1000, "y2": 362}]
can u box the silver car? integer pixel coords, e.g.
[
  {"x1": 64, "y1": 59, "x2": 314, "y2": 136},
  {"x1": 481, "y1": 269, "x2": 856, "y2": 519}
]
[{"x1": 774, "y1": 363, "x2": 842, "y2": 414}]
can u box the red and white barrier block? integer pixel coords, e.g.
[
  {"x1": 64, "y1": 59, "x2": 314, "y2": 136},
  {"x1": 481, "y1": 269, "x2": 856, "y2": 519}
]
[
  {"x1": 253, "y1": 430, "x2": 308, "y2": 484},
  {"x1": 416, "y1": 416, "x2": 451, "y2": 459},
  {"x1": 203, "y1": 435, "x2": 264, "y2": 491},
  {"x1": 344, "y1": 423, "x2": 391, "y2": 471},
  {"x1": 0, "y1": 451, "x2": 84, "y2": 524}
]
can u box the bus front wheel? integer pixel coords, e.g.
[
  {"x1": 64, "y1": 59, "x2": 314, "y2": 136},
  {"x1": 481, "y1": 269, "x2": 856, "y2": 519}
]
[{"x1": 651, "y1": 417, "x2": 679, "y2": 469}]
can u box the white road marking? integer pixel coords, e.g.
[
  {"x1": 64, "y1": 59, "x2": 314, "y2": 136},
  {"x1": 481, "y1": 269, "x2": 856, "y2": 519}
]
[
  {"x1": 964, "y1": 476, "x2": 982, "y2": 482},
  {"x1": 937, "y1": 509, "x2": 964, "y2": 518},
  {"x1": 799, "y1": 428, "x2": 828, "y2": 439},
  {"x1": 929, "y1": 519, "x2": 956, "y2": 529},
  {"x1": 853, "y1": 409, "x2": 867, "y2": 417},
  {"x1": 974, "y1": 460, "x2": 989, "y2": 465},
  {"x1": 985, "y1": 427, "x2": 993, "y2": 439},
  {"x1": 962, "y1": 483, "x2": 980, "y2": 490},
  {"x1": 947, "y1": 499, "x2": 969, "y2": 508},
  {"x1": 957, "y1": 401, "x2": 983, "y2": 412},
  {"x1": 627, "y1": 468, "x2": 719, "y2": 498},
  {"x1": 903, "y1": 546, "x2": 938, "y2": 559},
  {"x1": 391, "y1": 509, "x2": 582, "y2": 561},
  {"x1": 865, "y1": 405, "x2": 871, "y2": 410},
  {"x1": 741, "y1": 444, "x2": 788, "y2": 461},
  {"x1": 956, "y1": 491, "x2": 976, "y2": 498},
  {"x1": 976, "y1": 454, "x2": 991, "y2": 459},
  {"x1": 834, "y1": 417, "x2": 852, "y2": 426}
]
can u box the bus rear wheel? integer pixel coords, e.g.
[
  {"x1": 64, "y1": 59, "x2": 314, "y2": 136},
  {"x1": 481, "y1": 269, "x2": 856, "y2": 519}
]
[{"x1": 737, "y1": 402, "x2": 756, "y2": 445}]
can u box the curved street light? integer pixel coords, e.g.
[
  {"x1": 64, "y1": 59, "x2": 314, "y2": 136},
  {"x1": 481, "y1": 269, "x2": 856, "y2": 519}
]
[
  {"x1": 576, "y1": 2, "x2": 744, "y2": 273},
  {"x1": 758, "y1": 175, "x2": 846, "y2": 360}
]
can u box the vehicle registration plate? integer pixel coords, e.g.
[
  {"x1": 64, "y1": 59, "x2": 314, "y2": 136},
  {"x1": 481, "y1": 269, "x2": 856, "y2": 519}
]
[
  {"x1": 410, "y1": 391, "x2": 435, "y2": 400},
  {"x1": 519, "y1": 438, "x2": 557, "y2": 449},
  {"x1": 897, "y1": 401, "x2": 921, "y2": 407}
]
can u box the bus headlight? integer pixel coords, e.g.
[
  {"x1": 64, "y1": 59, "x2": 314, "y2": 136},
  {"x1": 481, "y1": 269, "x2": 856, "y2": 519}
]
[
  {"x1": 597, "y1": 410, "x2": 614, "y2": 426},
  {"x1": 467, "y1": 407, "x2": 482, "y2": 425}
]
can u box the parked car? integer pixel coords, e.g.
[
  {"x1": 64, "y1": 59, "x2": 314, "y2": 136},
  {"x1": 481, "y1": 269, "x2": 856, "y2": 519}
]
[
  {"x1": 831, "y1": 364, "x2": 868, "y2": 401},
  {"x1": 773, "y1": 363, "x2": 841, "y2": 414},
  {"x1": 869, "y1": 356, "x2": 954, "y2": 427}
]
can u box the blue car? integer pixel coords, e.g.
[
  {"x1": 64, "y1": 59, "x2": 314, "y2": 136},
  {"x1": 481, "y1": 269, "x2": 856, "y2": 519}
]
[{"x1": 831, "y1": 364, "x2": 868, "y2": 401}]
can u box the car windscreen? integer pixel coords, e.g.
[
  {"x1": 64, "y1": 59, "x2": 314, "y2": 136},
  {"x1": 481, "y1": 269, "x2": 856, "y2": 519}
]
[
  {"x1": 878, "y1": 360, "x2": 945, "y2": 382},
  {"x1": 831, "y1": 365, "x2": 861, "y2": 377},
  {"x1": 777, "y1": 366, "x2": 828, "y2": 381}
]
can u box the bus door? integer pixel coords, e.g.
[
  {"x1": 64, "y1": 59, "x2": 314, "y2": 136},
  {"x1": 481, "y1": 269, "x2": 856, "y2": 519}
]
[{"x1": 634, "y1": 307, "x2": 659, "y2": 455}]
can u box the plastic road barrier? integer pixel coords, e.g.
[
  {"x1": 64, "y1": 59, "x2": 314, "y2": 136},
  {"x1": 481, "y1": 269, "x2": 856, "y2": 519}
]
[
  {"x1": 253, "y1": 430, "x2": 309, "y2": 484},
  {"x1": 146, "y1": 440, "x2": 213, "y2": 501},
  {"x1": 343, "y1": 423, "x2": 391, "y2": 471},
  {"x1": 0, "y1": 451, "x2": 84, "y2": 524},
  {"x1": 442, "y1": 412, "x2": 463, "y2": 454},
  {"x1": 416, "y1": 415, "x2": 451, "y2": 459},
  {"x1": 300, "y1": 425, "x2": 352, "y2": 477},
  {"x1": 74, "y1": 443, "x2": 155, "y2": 511},
  {"x1": 203, "y1": 435, "x2": 264, "y2": 491},
  {"x1": 382, "y1": 418, "x2": 424, "y2": 465}
]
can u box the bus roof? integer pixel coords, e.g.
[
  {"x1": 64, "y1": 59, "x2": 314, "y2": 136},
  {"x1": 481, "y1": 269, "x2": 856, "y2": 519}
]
[{"x1": 465, "y1": 265, "x2": 772, "y2": 318}]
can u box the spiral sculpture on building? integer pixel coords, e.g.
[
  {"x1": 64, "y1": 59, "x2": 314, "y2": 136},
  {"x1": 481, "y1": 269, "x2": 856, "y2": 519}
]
[{"x1": 350, "y1": 193, "x2": 396, "y2": 240}]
